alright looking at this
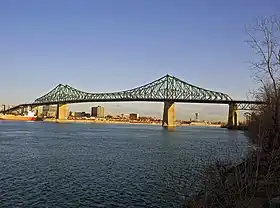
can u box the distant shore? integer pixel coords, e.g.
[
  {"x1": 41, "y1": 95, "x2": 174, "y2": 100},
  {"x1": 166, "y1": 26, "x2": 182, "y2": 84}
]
[
  {"x1": 43, "y1": 118, "x2": 160, "y2": 125},
  {"x1": 0, "y1": 115, "x2": 223, "y2": 127},
  {"x1": 42, "y1": 118, "x2": 222, "y2": 127}
]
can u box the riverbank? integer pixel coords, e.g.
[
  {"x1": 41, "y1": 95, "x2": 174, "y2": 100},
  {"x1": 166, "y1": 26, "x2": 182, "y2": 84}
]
[
  {"x1": 185, "y1": 148, "x2": 280, "y2": 207},
  {"x1": 221, "y1": 124, "x2": 249, "y2": 131},
  {"x1": 0, "y1": 114, "x2": 222, "y2": 127}
]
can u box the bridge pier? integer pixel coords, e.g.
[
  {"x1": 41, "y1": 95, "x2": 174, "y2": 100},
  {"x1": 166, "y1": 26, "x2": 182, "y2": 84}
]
[
  {"x1": 19, "y1": 107, "x2": 24, "y2": 115},
  {"x1": 2, "y1": 105, "x2": 6, "y2": 115},
  {"x1": 162, "y1": 101, "x2": 176, "y2": 129},
  {"x1": 56, "y1": 104, "x2": 68, "y2": 120},
  {"x1": 227, "y1": 103, "x2": 238, "y2": 129},
  {"x1": 27, "y1": 105, "x2": 31, "y2": 112},
  {"x1": 31, "y1": 106, "x2": 39, "y2": 116}
]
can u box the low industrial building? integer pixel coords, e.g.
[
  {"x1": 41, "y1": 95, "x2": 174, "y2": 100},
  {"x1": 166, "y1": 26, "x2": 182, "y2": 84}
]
[
  {"x1": 129, "y1": 113, "x2": 139, "y2": 120},
  {"x1": 72, "y1": 112, "x2": 90, "y2": 118}
]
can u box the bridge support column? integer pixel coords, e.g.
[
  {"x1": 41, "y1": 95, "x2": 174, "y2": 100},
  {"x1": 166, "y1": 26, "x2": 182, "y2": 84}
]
[
  {"x1": 227, "y1": 103, "x2": 238, "y2": 129},
  {"x1": 32, "y1": 106, "x2": 40, "y2": 116},
  {"x1": 56, "y1": 104, "x2": 68, "y2": 120},
  {"x1": 2, "y1": 105, "x2": 6, "y2": 115},
  {"x1": 27, "y1": 105, "x2": 31, "y2": 112},
  {"x1": 19, "y1": 107, "x2": 24, "y2": 115},
  {"x1": 162, "y1": 101, "x2": 176, "y2": 129}
]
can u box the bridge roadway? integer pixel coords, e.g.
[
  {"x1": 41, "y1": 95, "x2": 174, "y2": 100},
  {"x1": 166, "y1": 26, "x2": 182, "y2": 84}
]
[
  {"x1": 2, "y1": 99, "x2": 264, "y2": 107},
  {"x1": 1, "y1": 74, "x2": 265, "y2": 129}
]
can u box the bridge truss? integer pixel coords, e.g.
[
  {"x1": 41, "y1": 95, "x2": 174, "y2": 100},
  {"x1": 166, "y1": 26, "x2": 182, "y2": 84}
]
[
  {"x1": 33, "y1": 74, "x2": 232, "y2": 105},
  {"x1": 237, "y1": 103, "x2": 264, "y2": 111},
  {"x1": 0, "y1": 74, "x2": 265, "y2": 114}
]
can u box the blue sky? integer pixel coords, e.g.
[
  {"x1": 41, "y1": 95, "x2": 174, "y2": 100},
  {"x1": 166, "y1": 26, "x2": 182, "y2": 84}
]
[{"x1": 0, "y1": 0, "x2": 279, "y2": 121}]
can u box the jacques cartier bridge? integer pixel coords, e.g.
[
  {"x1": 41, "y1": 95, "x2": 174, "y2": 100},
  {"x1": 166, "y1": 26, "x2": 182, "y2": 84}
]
[{"x1": 1, "y1": 74, "x2": 264, "y2": 128}]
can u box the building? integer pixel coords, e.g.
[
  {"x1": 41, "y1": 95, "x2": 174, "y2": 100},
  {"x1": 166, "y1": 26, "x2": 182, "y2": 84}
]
[
  {"x1": 91, "y1": 106, "x2": 104, "y2": 118},
  {"x1": 33, "y1": 106, "x2": 42, "y2": 116},
  {"x1": 97, "y1": 106, "x2": 104, "y2": 118},
  {"x1": 72, "y1": 112, "x2": 90, "y2": 118},
  {"x1": 195, "y1": 112, "x2": 199, "y2": 121},
  {"x1": 69, "y1": 111, "x2": 75, "y2": 117},
  {"x1": 129, "y1": 113, "x2": 139, "y2": 120},
  {"x1": 91, "y1": 107, "x2": 97, "y2": 117},
  {"x1": 42, "y1": 105, "x2": 57, "y2": 118}
]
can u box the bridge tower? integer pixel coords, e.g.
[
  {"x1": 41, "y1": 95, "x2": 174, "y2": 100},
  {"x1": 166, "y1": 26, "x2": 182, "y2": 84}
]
[
  {"x1": 227, "y1": 103, "x2": 238, "y2": 129},
  {"x1": 162, "y1": 101, "x2": 176, "y2": 129},
  {"x1": 56, "y1": 104, "x2": 68, "y2": 120}
]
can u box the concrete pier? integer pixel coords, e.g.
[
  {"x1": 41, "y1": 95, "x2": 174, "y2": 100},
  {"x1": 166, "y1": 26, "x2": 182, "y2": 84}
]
[
  {"x1": 227, "y1": 103, "x2": 238, "y2": 129},
  {"x1": 162, "y1": 101, "x2": 176, "y2": 129},
  {"x1": 56, "y1": 104, "x2": 68, "y2": 120}
]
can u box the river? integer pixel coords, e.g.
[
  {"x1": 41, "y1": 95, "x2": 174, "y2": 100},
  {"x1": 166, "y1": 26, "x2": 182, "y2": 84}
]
[{"x1": 0, "y1": 121, "x2": 250, "y2": 207}]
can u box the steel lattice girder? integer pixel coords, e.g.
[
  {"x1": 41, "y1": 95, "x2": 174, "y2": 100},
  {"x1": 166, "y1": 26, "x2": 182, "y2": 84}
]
[
  {"x1": 0, "y1": 105, "x2": 22, "y2": 112},
  {"x1": 32, "y1": 74, "x2": 233, "y2": 105},
  {"x1": 236, "y1": 103, "x2": 263, "y2": 110}
]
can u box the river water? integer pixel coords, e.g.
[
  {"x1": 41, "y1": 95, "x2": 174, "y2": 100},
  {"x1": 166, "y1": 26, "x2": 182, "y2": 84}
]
[{"x1": 0, "y1": 121, "x2": 250, "y2": 207}]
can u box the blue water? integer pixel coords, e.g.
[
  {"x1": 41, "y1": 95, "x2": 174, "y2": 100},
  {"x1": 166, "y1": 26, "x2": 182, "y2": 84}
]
[{"x1": 0, "y1": 121, "x2": 249, "y2": 207}]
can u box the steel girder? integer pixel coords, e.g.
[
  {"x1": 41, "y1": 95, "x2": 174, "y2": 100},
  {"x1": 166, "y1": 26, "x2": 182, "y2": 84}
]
[
  {"x1": 236, "y1": 103, "x2": 263, "y2": 110},
  {"x1": 33, "y1": 74, "x2": 233, "y2": 105}
]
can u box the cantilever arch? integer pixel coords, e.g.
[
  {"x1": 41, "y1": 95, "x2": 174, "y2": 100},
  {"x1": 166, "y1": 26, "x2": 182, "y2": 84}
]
[{"x1": 162, "y1": 101, "x2": 176, "y2": 129}]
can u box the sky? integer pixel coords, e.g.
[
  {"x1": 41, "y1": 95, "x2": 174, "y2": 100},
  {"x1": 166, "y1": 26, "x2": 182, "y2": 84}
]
[{"x1": 0, "y1": 0, "x2": 279, "y2": 121}]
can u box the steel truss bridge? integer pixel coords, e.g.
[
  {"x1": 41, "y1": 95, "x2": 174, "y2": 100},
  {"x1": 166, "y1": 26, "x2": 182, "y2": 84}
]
[{"x1": 1, "y1": 74, "x2": 264, "y2": 128}]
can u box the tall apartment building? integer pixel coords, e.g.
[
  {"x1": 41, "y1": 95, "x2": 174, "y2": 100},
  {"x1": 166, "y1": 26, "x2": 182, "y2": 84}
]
[{"x1": 91, "y1": 106, "x2": 104, "y2": 118}]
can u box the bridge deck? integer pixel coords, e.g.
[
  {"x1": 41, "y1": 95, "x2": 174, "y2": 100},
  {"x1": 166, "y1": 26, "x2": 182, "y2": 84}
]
[
  {"x1": 1, "y1": 74, "x2": 265, "y2": 113},
  {"x1": 1, "y1": 99, "x2": 265, "y2": 114}
]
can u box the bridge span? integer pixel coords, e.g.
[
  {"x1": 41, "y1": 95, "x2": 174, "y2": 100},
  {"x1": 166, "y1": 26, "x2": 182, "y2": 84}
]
[{"x1": 1, "y1": 74, "x2": 264, "y2": 129}]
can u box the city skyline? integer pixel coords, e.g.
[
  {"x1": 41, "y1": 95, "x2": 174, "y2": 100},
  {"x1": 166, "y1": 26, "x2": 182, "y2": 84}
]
[
  {"x1": 67, "y1": 103, "x2": 233, "y2": 122},
  {"x1": 1, "y1": 0, "x2": 278, "y2": 119}
]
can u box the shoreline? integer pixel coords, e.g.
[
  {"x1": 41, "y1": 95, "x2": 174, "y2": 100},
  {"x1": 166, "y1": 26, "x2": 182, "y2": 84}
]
[
  {"x1": 0, "y1": 117, "x2": 222, "y2": 127},
  {"x1": 43, "y1": 118, "x2": 161, "y2": 125},
  {"x1": 43, "y1": 119, "x2": 222, "y2": 127}
]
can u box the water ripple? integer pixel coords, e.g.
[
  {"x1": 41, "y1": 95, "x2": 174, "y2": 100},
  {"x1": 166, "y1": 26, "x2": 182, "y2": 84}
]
[{"x1": 0, "y1": 122, "x2": 249, "y2": 207}]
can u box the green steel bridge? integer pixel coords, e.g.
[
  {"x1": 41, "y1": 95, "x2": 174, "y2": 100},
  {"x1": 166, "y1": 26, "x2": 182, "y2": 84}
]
[{"x1": 1, "y1": 74, "x2": 264, "y2": 128}]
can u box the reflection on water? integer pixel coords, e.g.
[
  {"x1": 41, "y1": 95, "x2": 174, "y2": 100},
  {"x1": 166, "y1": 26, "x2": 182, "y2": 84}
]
[{"x1": 0, "y1": 121, "x2": 249, "y2": 207}]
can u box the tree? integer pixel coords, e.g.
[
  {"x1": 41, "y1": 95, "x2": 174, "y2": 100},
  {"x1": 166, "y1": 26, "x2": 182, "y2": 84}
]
[{"x1": 246, "y1": 14, "x2": 280, "y2": 150}]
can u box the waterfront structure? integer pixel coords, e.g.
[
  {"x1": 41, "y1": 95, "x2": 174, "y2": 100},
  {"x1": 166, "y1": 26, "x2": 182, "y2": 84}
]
[
  {"x1": 91, "y1": 106, "x2": 104, "y2": 118},
  {"x1": 69, "y1": 111, "x2": 75, "y2": 117},
  {"x1": 122, "y1": 114, "x2": 129, "y2": 119},
  {"x1": 1, "y1": 74, "x2": 265, "y2": 129},
  {"x1": 42, "y1": 105, "x2": 57, "y2": 118},
  {"x1": 72, "y1": 112, "x2": 90, "y2": 118},
  {"x1": 34, "y1": 106, "x2": 42, "y2": 116},
  {"x1": 73, "y1": 112, "x2": 82, "y2": 118},
  {"x1": 195, "y1": 113, "x2": 199, "y2": 121},
  {"x1": 129, "y1": 113, "x2": 139, "y2": 120},
  {"x1": 91, "y1": 107, "x2": 97, "y2": 117},
  {"x1": 42, "y1": 105, "x2": 69, "y2": 119}
]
